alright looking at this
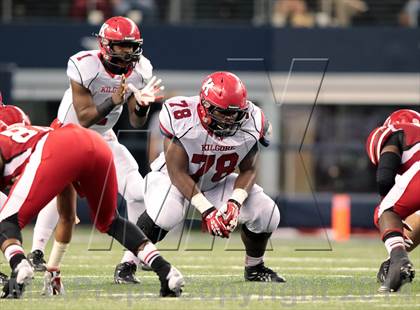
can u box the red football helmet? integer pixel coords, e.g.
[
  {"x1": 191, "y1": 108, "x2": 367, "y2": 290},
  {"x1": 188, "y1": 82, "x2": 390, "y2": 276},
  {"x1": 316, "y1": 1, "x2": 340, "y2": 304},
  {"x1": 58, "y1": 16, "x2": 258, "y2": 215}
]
[
  {"x1": 383, "y1": 109, "x2": 420, "y2": 126},
  {"x1": 96, "y1": 16, "x2": 143, "y2": 74},
  {"x1": 365, "y1": 125, "x2": 396, "y2": 165},
  {"x1": 198, "y1": 71, "x2": 248, "y2": 136},
  {"x1": 0, "y1": 105, "x2": 31, "y2": 131}
]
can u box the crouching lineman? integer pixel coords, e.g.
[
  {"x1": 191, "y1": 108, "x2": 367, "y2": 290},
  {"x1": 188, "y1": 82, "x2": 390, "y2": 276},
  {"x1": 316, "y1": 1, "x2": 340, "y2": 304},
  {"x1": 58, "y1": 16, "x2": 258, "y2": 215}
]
[
  {"x1": 373, "y1": 109, "x2": 420, "y2": 286},
  {"x1": 366, "y1": 114, "x2": 419, "y2": 292},
  {"x1": 0, "y1": 114, "x2": 184, "y2": 298},
  {"x1": 136, "y1": 71, "x2": 285, "y2": 282}
]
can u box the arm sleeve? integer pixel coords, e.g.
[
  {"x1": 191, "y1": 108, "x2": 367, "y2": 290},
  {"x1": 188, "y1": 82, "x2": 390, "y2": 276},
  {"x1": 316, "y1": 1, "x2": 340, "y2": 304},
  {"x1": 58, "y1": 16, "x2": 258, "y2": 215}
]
[{"x1": 376, "y1": 131, "x2": 403, "y2": 197}]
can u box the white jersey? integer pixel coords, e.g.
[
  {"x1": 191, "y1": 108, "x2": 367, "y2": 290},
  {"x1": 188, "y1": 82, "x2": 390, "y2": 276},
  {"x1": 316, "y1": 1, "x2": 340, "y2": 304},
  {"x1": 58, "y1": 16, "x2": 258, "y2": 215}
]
[
  {"x1": 151, "y1": 96, "x2": 266, "y2": 191},
  {"x1": 57, "y1": 50, "x2": 153, "y2": 135}
]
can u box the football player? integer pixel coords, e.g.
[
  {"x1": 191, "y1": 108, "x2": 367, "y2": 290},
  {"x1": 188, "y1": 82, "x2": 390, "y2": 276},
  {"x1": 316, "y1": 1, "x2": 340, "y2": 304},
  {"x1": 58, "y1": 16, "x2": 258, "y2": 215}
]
[
  {"x1": 366, "y1": 113, "x2": 419, "y2": 292},
  {"x1": 374, "y1": 109, "x2": 420, "y2": 285},
  {"x1": 0, "y1": 117, "x2": 183, "y2": 298},
  {"x1": 28, "y1": 16, "x2": 161, "y2": 283},
  {"x1": 136, "y1": 71, "x2": 285, "y2": 282},
  {"x1": 0, "y1": 93, "x2": 31, "y2": 287}
]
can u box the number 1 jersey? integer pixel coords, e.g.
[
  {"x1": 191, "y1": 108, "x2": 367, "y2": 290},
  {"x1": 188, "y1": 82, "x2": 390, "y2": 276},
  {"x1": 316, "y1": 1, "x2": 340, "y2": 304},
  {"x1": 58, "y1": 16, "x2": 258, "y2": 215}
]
[{"x1": 57, "y1": 50, "x2": 153, "y2": 135}]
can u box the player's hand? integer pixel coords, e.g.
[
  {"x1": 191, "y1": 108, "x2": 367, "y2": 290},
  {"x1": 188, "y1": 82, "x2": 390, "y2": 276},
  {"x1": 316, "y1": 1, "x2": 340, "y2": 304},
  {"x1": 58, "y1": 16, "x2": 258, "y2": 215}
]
[
  {"x1": 402, "y1": 220, "x2": 414, "y2": 249},
  {"x1": 112, "y1": 74, "x2": 127, "y2": 105},
  {"x1": 217, "y1": 200, "x2": 240, "y2": 233},
  {"x1": 201, "y1": 207, "x2": 230, "y2": 238},
  {"x1": 127, "y1": 76, "x2": 164, "y2": 107}
]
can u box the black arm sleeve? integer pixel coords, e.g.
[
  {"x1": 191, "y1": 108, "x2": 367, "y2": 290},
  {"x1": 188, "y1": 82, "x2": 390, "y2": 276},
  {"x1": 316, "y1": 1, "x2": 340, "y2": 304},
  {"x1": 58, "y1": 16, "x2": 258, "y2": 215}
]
[{"x1": 376, "y1": 131, "x2": 403, "y2": 197}]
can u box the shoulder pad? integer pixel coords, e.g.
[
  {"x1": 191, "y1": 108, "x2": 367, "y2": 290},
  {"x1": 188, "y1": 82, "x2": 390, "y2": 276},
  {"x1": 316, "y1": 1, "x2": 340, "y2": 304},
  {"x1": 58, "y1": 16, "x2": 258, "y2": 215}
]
[
  {"x1": 159, "y1": 96, "x2": 198, "y2": 139},
  {"x1": 366, "y1": 126, "x2": 397, "y2": 165},
  {"x1": 135, "y1": 55, "x2": 153, "y2": 81},
  {"x1": 67, "y1": 51, "x2": 101, "y2": 87}
]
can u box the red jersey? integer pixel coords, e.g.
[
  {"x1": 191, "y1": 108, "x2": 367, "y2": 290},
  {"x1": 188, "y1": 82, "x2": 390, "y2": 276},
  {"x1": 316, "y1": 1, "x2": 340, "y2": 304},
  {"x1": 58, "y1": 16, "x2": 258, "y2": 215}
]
[
  {"x1": 398, "y1": 123, "x2": 420, "y2": 174},
  {"x1": 0, "y1": 125, "x2": 52, "y2": 189}
]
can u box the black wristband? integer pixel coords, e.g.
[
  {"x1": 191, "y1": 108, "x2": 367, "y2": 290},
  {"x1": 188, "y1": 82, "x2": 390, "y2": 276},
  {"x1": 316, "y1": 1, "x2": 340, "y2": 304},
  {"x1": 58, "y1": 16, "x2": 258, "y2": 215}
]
[
  {"x1": 97, "y1": 97, "x2": 115, "y2": 118},
  {"x1": 134, "y1": 104, "x2": 150, "y2": 117},
  {"x1": 201, "y1": 207, "x2": 216, "y2": 218},
  {"x1": 228, "y1": 199, "x2": 241, "y2": 208}
]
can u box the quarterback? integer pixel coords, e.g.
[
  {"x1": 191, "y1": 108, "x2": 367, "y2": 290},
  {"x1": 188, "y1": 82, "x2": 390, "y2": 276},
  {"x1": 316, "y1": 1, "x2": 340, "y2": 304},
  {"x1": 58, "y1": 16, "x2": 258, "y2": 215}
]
[
  {"x1": 136, "y1": 71, "x2": 285, "y2": 282},
  {"x1": 28, "y1": 16, "x2": 160, "y2": 284}
]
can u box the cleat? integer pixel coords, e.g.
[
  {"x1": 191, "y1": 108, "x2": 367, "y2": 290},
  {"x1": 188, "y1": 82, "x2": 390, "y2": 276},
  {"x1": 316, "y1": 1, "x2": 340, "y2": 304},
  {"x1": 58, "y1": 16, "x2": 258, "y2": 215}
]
[
  {"x1": 244, "y1": 263, "x2": 286, "y2": 283},
  {"x1": 160, "y1": 266, "x2": 184, "y2": 297},
  {"x1": 377, "y1": 258, "x2": 390, "y2": 284},
  {"x1": 378, "y1": 256, "x2": 415, "y2": 293},
  {"x1": 114, "y1": 262, "x2": 140, "y2": 284},
  {"x1": 0, "y1": 271, "x2": 8, "y2": 286},
  {"x1": 27, "y1": 250, "x2": 47, "y2": 272},
  {"x1": 42, "y1": 269, "x2": 65, "y2": 296},
  {"x1": 1, "y1": 259, "x2": 33, "y2": 299}
]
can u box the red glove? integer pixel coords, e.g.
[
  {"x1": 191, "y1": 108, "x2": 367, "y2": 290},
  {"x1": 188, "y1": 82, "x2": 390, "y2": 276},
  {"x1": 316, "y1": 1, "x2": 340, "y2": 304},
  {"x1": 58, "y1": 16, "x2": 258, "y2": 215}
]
[
  {"x1": 201, "y1": 207, "x2": 230, "y2": 238},
  {"x1": 218, "y1": 200, "x2": 240, "y2": 232}
]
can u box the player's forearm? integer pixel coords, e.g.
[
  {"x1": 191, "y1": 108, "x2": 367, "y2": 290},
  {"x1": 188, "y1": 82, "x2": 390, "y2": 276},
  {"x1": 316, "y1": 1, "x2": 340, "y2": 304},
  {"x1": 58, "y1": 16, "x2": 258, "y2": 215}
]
[
  {"x1": 129, "y1": 110, "x2": 148, "y2": 128},
  {"x1": 77, "y1": 105, "x2": 106, "y2": 128},
  {"x1": 168, "y1": 170, "x2": 201, "y2": 200},
  {"x1": 234, "y1": 168, "x2": 257, "y2": 193}
]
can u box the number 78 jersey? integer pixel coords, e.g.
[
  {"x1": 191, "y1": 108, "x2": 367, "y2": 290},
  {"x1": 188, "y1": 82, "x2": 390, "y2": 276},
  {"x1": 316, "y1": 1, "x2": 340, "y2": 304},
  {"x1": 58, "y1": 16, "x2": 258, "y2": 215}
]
[{"x1": 151, "y1": 95, "x2": 267, "y2": 192}]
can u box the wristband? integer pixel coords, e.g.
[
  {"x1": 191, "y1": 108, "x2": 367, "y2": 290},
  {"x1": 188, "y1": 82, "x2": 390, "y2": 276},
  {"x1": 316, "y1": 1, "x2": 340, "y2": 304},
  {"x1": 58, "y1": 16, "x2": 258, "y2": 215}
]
[
  {"x1": 230, "y1": 188, "x2": 248, "y2": 206},
  {"x1": 97, "y1": 97, "x2": 115, "y2": 118},
  {"x1": 134, "y1": 104, "x2": 150, "y2": 117},
  {"x1": 191, "y1": 193, "x2": 213, "y2": 214}
]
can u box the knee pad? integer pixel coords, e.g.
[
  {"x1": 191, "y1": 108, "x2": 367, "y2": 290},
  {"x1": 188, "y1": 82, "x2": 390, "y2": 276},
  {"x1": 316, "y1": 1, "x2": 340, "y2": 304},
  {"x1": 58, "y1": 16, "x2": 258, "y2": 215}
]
[
  {"x1": 0, "y1": 214, "x2": 22, "y2": 246},
  {"x1": 136, "y1": 211, "x2": 168, "y2": 244},
  {"x1": 106, "y1": 214, "x2": 148, "y2": 253}
]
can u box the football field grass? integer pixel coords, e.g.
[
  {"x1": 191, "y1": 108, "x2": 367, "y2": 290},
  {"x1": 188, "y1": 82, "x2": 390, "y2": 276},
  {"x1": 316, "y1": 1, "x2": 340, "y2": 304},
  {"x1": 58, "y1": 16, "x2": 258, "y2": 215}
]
[{"x1": 0, "y1": 226, "x2": 419, "y2": 310}]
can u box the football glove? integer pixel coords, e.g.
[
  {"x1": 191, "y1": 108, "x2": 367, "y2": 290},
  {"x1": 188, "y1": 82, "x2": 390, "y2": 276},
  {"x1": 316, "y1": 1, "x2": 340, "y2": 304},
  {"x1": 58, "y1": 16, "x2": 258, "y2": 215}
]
[
  {"x1": 217, "y1": 200, "x2": 240, "y2": 233},
  {"x1": 128, "y1": 76, "x2": 164, "y2": 107},
  {"x1": 201, "y1": 207, "x2": 230, "y2": 238}
]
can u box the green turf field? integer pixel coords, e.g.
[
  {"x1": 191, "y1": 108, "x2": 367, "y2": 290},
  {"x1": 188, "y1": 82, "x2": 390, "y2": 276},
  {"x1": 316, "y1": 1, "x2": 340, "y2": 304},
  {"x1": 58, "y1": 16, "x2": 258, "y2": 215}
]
[{"x1": 0, "y1": 226, "x2": 419, "y2": 309}]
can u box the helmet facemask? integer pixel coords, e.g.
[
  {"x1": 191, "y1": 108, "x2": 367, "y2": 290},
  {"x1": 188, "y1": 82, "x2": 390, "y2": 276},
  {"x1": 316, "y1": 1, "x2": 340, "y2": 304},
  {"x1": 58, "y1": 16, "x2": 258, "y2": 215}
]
[
  {"x1": 202, "y1": 99, "x2": 248, "y2": 137},
  {"x1": 100, "y1": 38, "x2": 143, "y2": 74}
]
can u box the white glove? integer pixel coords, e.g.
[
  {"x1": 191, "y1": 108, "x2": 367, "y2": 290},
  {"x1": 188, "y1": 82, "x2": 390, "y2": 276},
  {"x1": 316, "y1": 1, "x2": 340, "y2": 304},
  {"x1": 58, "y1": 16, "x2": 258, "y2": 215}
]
[{"x1": 128, "y1": 76, "x2": 164, "y2": 107}]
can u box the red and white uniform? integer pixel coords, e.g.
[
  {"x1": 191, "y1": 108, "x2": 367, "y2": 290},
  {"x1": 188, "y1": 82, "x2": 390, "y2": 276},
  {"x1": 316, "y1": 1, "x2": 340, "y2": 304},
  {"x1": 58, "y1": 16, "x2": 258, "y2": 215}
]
[
  {"x1": 145, "y1": 96, "x2": 280, "y2": 233},
  {"x1": 33, "y1": 51, "x2": 152, "y2": 247},
  {"x1": 0, "y1": 125, "x2": 51, "y2": 189},
  {"x1": 58, "y1": 50, "x2": 152, "y2": 135},
  {"x1": 56, "y1": 49, "x2": 151, "y2": 203},
  {"x1": 367, "y1": 123, "x2": 420, "y2": 219},
  {"x1": 0, "y1": 124, "x2": 118, "y2": 232}
]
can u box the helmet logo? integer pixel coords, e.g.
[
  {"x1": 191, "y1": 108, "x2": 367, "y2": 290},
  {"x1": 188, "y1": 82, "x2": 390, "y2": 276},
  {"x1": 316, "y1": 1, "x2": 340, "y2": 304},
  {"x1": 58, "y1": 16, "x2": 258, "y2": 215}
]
[{"x1": 202, "y1": 78, "x2": 215, "y2": 96}]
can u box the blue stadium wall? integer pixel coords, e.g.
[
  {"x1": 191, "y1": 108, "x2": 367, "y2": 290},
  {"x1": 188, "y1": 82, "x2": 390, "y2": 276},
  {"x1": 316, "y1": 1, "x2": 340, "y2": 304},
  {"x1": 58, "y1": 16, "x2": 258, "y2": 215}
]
[
  {"x1": 0, "y1": 25, "x2": 419, "y2": 72},
  {"x1": 1, "y1": 24, "x2": 415, "y2": 228}
]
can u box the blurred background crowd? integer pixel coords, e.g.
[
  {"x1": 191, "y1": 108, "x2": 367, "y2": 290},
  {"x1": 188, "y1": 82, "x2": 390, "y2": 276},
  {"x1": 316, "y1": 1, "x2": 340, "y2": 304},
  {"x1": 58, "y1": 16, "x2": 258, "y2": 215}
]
[{"x1": 1, "y1": 0, "x2": 420, "y2": 27}]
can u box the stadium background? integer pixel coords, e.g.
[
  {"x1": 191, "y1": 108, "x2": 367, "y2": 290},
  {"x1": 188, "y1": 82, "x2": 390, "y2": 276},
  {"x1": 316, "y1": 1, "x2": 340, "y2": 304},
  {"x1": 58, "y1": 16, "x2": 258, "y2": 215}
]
[{"x1": 0, "y1": 0, "x2": 418, "y2": 232}]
